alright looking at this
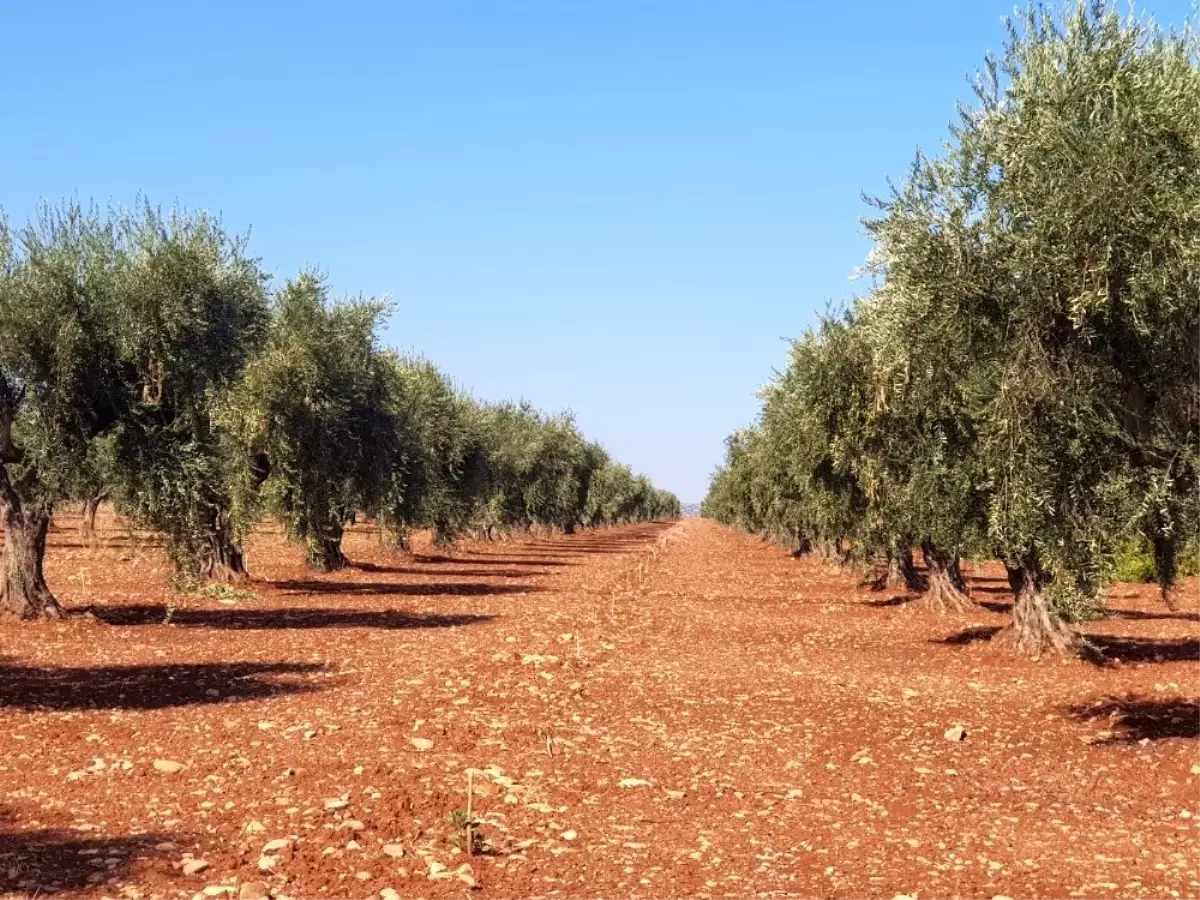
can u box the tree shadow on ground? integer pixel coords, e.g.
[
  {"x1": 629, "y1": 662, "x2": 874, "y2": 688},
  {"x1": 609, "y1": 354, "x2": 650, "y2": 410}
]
[
  {"x1": 404, "y1": 555, "x2": 574, "y2": 567},
  {"x1": 267, "y1": 580, "x2": 540, "y2": 597},
  {"x1": 934, "y1": 625, "x2": 1003, "y2": 645},
  {"x1": 1084, "y1": 635, "x2": 1200, "y2": 665},
  {"x1": 352, "y1": 562, "x2": 539, "y2": 578},
  {"x1": 1103, "y1": 607, "x2": 1200, "y2": 623},
  {"x1": 1064, "y1": 696, "x2": 1200, "y2": 743},
  {"x1": 0, "y1": 809, "x2": 176, "y2": 895},
  {"x1": 0, "y1": 660, "x2": 326, "y2": 711},
  {"x1": 92, "y1": 605, "x2": 496, "y2": 632},
  {"x1": 865, "y1": 594, "x2": 917, "y2": 608}
]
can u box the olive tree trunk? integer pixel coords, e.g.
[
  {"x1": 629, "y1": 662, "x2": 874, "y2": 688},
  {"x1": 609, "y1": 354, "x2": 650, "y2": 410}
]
[
  {"x1": 307, "y1": 529, "x2": 348, "y2": 572},
  {"x1": 995, "y1": 560, "x2": 1080, "y2": 656},
  {"x1": 80, "y1": 489, "x2": 109, "y2": 544},
  {"x1": 0, "y1": 498, "x2": 61, "y2": 619},
  {"x1": 914, "y1": 541, "x2": 976, "y2": 612},
  {"x1": 873, "y1": 546, "x2": 926, "y2": 592},
  {"x1": 197, "y1": 510, "x2": 249, "y2": 582}
]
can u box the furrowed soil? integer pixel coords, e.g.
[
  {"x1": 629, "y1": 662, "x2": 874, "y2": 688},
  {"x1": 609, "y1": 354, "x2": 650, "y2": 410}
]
[{"x1": 0, "y1": 514, "x2": 1196, "y2": 900}]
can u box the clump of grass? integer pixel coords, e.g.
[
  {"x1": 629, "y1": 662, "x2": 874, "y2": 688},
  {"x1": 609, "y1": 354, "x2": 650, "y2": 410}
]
[
  {"x1": 447, "y1": 770, "x2": 487, "y2": 855},
  {"x1": 196, "y1": 582, "x2": 259, "y2": 603},
  {"x1": 447, "y1": 807, "x2": 486, "y2": 855}
]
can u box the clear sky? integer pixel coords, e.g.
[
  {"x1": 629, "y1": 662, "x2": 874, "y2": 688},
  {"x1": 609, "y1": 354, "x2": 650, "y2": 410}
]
[{"x1": 2, "y1": 1, "x2": 1191, "y2": 502}]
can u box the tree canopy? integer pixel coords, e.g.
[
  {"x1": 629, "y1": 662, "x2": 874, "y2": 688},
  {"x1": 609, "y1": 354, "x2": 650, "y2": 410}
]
[{"x1": 705, "y1": 1, "x2": 1199, "y2": 655}]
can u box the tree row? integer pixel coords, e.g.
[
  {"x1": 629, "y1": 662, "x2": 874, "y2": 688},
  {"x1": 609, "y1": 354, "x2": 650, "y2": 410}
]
[
  {"x1": 703, "y1": 2, "x2": 1198, "y2": 655},
  {"x1": 0, "y1": 203, "x2": 679, "y2": 618}
]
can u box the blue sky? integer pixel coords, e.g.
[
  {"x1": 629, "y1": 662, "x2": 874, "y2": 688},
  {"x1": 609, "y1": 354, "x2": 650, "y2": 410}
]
[{"x1": 2, "y1": 1, "x2": 1191, "y2": 502}]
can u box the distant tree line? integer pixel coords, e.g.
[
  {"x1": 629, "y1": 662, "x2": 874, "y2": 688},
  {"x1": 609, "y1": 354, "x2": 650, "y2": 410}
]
[
  {"x1": 703, "y1": 2, "x2": 1198, "y2": 655},
  {"x1": 0, "y1": 203, "x2": 679, "y2": 618}
]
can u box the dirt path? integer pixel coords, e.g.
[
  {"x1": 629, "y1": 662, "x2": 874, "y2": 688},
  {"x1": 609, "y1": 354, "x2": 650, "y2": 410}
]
[{"x1": 0, "y1": 517, "x2": 1196, "y2": 899}]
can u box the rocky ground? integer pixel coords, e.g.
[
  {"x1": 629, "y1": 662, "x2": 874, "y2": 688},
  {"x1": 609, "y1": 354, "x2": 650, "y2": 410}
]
[{"x1": 0, "y1": 513, "x2": 1196, "y2": 899}]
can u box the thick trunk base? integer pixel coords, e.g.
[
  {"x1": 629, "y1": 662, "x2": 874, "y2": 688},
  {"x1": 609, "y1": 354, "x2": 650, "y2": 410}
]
[
  {"x1": 1, "y1": 502, "x2": 62, "y2": 619},
  {"x1": 914, "y1": 544, "x2": 976, "y2": 612},
  {"x1": 307, "y1": 537, "x2": 348, "y2": 572},
  {"x1": 872, "y1": 550, "x2": 926, "y2": 592},
  {"x1": 81, "y1": 497, "x2": 101, "y2": 544},
  {"x1": 915, "y1": 569, "x2": 977, "y2": 613},
  {"x1": 199, "y1": 537, "x2": 249, "y2": 583},
  {"x1": 994, "y1": 568, "x2": 1080, "y2": 656}
]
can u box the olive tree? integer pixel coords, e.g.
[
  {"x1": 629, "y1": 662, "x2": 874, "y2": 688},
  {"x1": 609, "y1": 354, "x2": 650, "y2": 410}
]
[
  {"x1": 864, "y1": 2, "x2": 1198, "y2": 651},
  {"x1": 111, "y1": 203, "x2": 269, "y2": 583},
  {"x1": 0, "y1": 204, "x2": 122, "y2": 617},
  {"x1": 220, "y1": 272, "x2": 400, "y2": 570}
]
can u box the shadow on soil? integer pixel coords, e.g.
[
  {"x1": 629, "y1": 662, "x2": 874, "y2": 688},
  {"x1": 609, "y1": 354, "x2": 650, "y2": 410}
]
[
  {"x1": 1103, "y1": 607, "x2": 1200, "y2": 623},
  {"x1": 1064, "y1": 696, "x2": 1200, "y2": 743},
  {"x1": 0, "y1": 809, "x2": 175, "y2": 896},
  {"x1": 352, "y1": 563, "x2": 540, "y2": 578},
  {"x1": 390, "y1": 555, "x2": 574, "y2": 567},
  {"x1": 1084, "y1": 635, "x2": 1200, "y2": 664},
  {"x1": 92, "y1": 605, "x2": 496, "y2": 631},
  {"x1": 864, "y1": 594, "x2": 917, "y2": 608},
  {"x1": 268, "y1": 580, "x2": 540, "y2": 597},
  {"x1": 0, "y1": 660, "x2": 326, "y2": 711},
  {"x1": 935, "y1": 625, "x2": 1003, "y2": 645}
]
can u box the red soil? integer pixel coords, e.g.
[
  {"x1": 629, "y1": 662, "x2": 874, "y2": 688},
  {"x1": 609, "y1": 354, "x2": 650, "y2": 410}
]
[{"x1": 0, "y1": 514, "x2": 1196, "y2": 899}]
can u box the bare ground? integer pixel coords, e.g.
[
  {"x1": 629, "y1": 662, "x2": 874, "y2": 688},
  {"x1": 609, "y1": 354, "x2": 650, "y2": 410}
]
[{"x1": 0, "y1": 514, "x2": 1196, "y2": 899}]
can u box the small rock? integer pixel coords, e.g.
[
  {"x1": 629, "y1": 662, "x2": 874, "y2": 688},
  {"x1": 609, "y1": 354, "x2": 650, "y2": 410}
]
[
  {"x1": 153, "y1": 759, "x2": 185, "y2": 774},
  {"x1": 346, "y1": 840, "x2": 362, "y2": 851},
  {"x1": 339, "y1": 819, "x2": 365, "y2": 831},
  {"x1": 380, "y1": 890, "x2": 401, "y2": 900},
  {"x1": 182, "y1": 859, "x2": 209, "y2": 877},
  {"x1": 943, "y1": 725, "x2": 967, "y2": 742},
  {"x1": 262, "y1": 838, "x2": 292, "y2": 854},
  {"x1": 154, "y1": 841, "x2": 177, "y2": 851},
  {"x1": 382, "y1": 844, "x2": 404, "y2": 859},
  {"x1": 618, "y1": 778, "x2": 651, "y2": 788},
  {"x1": 257, "y1": 856, "x2": 277, "y2": 872},
  {"x1": 201, "y1": 887, "x2": 232, "y2": 897},
  {"x1": 355, "y1": 871, "x2": 371, "y2": 881},
  {"x1": 560, "y1": 829, "x2": 577, "y2": 841},
  {"x1": 427, "y1": 861, "x2": 449, "y2": 880},
  {"x1": 1191, "y1": 764, "x2": 1200, "y2": 776},
  {"x1": 238, "y1": 883, "x2": 270, "y2": 900},
  {"x1": 324, "y1": 798, "x2": 349, "y2": 810},
  {"x1": 410, "y1": 738, "x2": 433, "y2": 752},
  {"x1": 243, "y1": 821, "x2": 266, "y2": 835}
]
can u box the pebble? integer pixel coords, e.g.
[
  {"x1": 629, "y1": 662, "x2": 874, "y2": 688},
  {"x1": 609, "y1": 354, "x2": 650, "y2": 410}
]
[
  {"x1": 944, "y1": 725, "x2": 967, "y2": 742},
  {"x1": 410, "y1": 738, "x2": 434, "y2": 752},
  {"x1": 153, "y1": 759, "x2": 185, "y2": 774},
  {"x1": 324, "y1": 798, "x2": 349, "y2": 810},
  {"x1": 382, "y1": 844, "x2": 404, "y2": 858},
  {"x1": 239, "y1": 883, "x2": 270, "y2": 900},
  {"x1": 262, "y1": 838, "x2": 292, "y2": 854},
  {"x1": 181, "y1": 859, "x2": 209, "y2": 877},
  {"x1": 380, "y1": 890, "x2": 401, "y2": 900}
]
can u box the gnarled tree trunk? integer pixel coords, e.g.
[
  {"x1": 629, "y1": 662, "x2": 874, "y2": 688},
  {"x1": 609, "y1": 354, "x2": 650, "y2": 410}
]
[
  {"x1": 198, "y1": 510, "x2": 249, "y2": 583},
  {"x1": 307, "y1": 529, "x2": 347, "y2": 572},
  {"x1": 0, "y1": 498, "x2": 61, "y2": 619},
  {"x1": 80, "y1": 489, "x2": 108, "y2": 544},
  {"x1": 872, "y1": 546, "x2": 926, "y2": 592},
  {"x1": 914, "y1": 541, "x2": 976, "y2": 612},
  {"x1": 995, "y1": 560, "x2": 1080, "y2": 656}
]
